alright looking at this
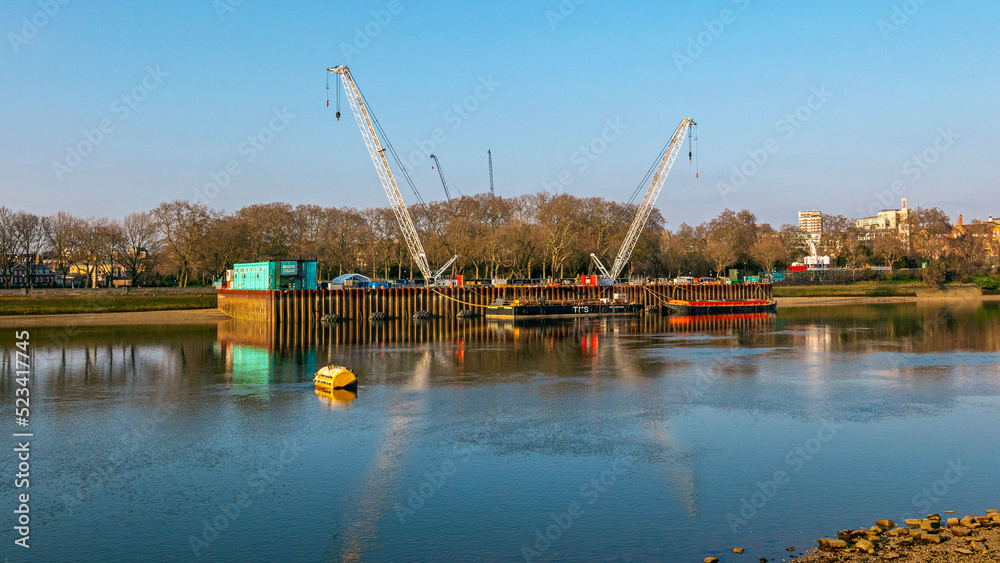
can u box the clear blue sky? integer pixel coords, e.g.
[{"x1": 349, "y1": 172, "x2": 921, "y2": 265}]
[{"x1": 3, "y1": 0, "x2": 998, "y2": 227}]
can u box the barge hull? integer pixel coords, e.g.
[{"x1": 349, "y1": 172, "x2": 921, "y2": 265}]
[
  {"x1": 664, "y1": 300, "x2": 776, "y2": 316},
  {"x1": 485, "y1": 303, "x2": 643, "y2": 319}
]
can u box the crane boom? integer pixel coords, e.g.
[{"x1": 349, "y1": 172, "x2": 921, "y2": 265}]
[
  {"x1": 605, "y1": 117, "x2": 696, "y2": 282},
  {"x1": 429, "y1": 154, "x2": 451, "y2": 201},
  {"x1": 328, "y1": 66, "x2": 456, "y2": 281},
  {"x1": 487, "y1": 149, "x2": 494, "y2": 196}
]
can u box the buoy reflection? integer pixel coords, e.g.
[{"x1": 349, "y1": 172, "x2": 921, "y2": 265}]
[{"x1": 316, "y1": 387, "x2": 357, "y2": 409}]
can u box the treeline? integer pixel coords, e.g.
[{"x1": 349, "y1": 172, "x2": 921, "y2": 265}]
[{"x1": 0, "y1": 195, "x2": 995, "y2": 288}]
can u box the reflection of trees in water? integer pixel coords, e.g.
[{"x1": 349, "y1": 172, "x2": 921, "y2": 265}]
[
  {"x1": 776, "y1": 302, "x2": 1000, "y2": 353},
  {"x1": 3, "y1": 325, "x2": 219, "y2": 405}
]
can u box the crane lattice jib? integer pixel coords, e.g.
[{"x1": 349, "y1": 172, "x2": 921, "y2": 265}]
[
  {"x1": 609, "y1": 117, "x2": 695, "y2": 281},
  {"x1": 329, "y1": 66, "x2": 432, "y2": 280},
  {"x1": 430, "y1": 154, "x2": 451, "y2": 201}
]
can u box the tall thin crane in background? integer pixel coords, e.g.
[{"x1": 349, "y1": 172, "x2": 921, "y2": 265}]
[
  {"x1": 429, "y1": 154, "x2": 451, "y2": 201},
  {"x1": 487, "y1": 149, "x2": 495, "y2": 196},
  {"x1": 327, "y1": 65, "x2": 456, "y2": 282},
  {"x1": 591, "y1": 117, "x2": 697, "y2": 283}
]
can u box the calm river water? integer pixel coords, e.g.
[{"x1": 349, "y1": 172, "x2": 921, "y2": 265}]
[{"x1": 2, "y1": 302, "x2": 1000, "y2": 562}]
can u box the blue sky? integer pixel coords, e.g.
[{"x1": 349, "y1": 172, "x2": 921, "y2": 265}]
[{"x1": 3, "y1": 0, "x2": 998, "y2": 227}]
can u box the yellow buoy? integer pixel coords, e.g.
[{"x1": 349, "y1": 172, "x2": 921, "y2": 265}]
[{"x1": 314, "y1": 365, "x2": 357, "y2": 390}]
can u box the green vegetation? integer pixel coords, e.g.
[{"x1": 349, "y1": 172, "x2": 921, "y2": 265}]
[
  {"x1": 0, "y1": 293, "x2": 217, "y2": 316},
  {"x1": 973, "y1": 273, "x2": 1000, "y2": 291}
]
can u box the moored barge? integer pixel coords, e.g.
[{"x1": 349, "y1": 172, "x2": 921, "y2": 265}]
[
  {"x1": 485, "y1": 298, "x2": 643, "y2": 319},
  {"x1": 663, "y1": 298, "x2": 776, "y2": 316}
]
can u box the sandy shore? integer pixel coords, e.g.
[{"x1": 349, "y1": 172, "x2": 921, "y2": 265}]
[
  {"x1": 776, "y1": 294, "x2": 999, "y2": 309},
  {"x1": 0, "y1": 308, "x2": 231, "y2": 327}
]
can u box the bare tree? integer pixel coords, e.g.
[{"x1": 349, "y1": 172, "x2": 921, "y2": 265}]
[
  {"x1": 705, "y1": 235, "x2": 738, "y2": 278},
  {"x1": 118, "y1": 212, "x2": 160, "y2": 285},
  {"x1": 0, "y1": 207, "x2": 16, "y2": 288},
  {"x1": 44, "y1": 211, "x2": 85, "y2": 287},
  {"x1": 750, "y1": 234, "x2": 789, "y2": 276},
  {"x1": 153, "y1": 200, "x2": 214, "y2": 287},
  {"x1": 873, "y1": 234, "x2": 905, "y2": 271},
  {"x1": 12, "y1": 211, "x2": 46, "y2": 287}
]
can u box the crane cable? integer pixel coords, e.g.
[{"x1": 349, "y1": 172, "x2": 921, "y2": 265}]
[{"x1": 355, "y1": 83, "x2": 455, "y2": 256}]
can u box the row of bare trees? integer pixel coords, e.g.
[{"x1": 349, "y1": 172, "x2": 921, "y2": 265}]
[{"x1": 1, "y1": 197, "x2": 994, "y2": 288}]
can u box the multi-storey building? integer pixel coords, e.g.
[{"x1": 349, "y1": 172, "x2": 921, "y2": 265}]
[{"x1": 855, "y1": 198, "x2": 913, "y2": 242}]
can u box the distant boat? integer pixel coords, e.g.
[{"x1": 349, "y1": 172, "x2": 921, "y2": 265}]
[{"x1": 314, "y1": 365, "x2": 357, "y2": 390}]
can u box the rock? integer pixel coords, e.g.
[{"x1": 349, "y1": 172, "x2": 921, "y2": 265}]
[
  {"x1": 918, "y1": 533, "x2": 943, "y2": 544},
  {"x1": 883, "y1": 552, "x2": 900, "y2": 560},
  {"x1": 992, "y1": 514, "x2": 1000, "y2": 524},
  {"x1": 785, "y1": 547, "x2": 795, "y2": 552},
  {"x1": 837, "y1": 529, "x2": 853, "y2": 541},
  {"x1": 927, "y1": 513, "x2": 941, "y2": 521},
  {"x1": 732, "y1": 548, "x2": 744, "y2": 554},
  {"x1": 987, "y1": 509, "x2": 999, "y2": 514},
  {"x1": 758, "y1": 559, "x2": 768, "y2": 563},
  {"x1": 855, "y1": 538, "x2": 876, "y2": 554},
  {"x1": 904, "y1": 519, "x2": 923, "y2": 528},
  {"x1": 955, "y1": 548, "x2": 974, "y2": 555},
  {"x1": 950, "y1": 526, "x2": 971, "y2": 537},
  {"x1": 704, "y1": 558, "x2": 720, "y2": 563},
  {"x1": 870, "y1": 526, "x2": 884, "y2": 534},
  {"x1": 971, "y1": 541, "x2": 988, "y2": 552},
  {"x1": 975, "y1": 515, "x2": 992, "y2": 524},
  {"x1": 817, "y1": 538, "x2": 848, "y2": 549},
  {"x1": 876, "y1": 519, "x2": 895, "y2": 528},
  {"x1": 920, "y1": 519, "x2": 941, "y2": 531},
  {"x1": 947, "y1": 517, "x2": 960, "y2": 527},
  {"x1": 888, "y1": 527, "x2": 909, "y2": 537},
  {"x1": 944, "y1": 510, "x2": 956, "y2": 514}
]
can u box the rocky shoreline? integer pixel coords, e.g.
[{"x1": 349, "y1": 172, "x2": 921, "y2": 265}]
[{"x1": 796, "y1": 510, "x2": 998, "y2": 562}]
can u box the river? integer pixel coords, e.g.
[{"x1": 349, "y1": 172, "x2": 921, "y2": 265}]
[{"x1": 1, "y1": 302, "x2": 999, "y2": 561}]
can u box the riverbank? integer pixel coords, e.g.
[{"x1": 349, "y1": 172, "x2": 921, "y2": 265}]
[
  {"x1": 775, "y1": 294, "x2": 999, "y2": 309},
  {"x1": 0, "y1": 308, "x2": 230, "y2": 327},
  {"x1": 0, "y1": 288, "x2": 216, "y2": 316},
  {"x1": 795, "y1": 511, "x2": 998, "y2": 562}
]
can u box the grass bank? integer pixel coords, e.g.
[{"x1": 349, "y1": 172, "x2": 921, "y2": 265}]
[
  {"x1": 772, "y1": 282, "x2": 920, "y2": 298},
  {"x1": 0, "y1": 293, "x2": 218, "y2": 316}
]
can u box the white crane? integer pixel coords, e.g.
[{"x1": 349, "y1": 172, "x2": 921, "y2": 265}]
[
  {"x1": 327, "y1": 65, "x2": 456, "y2": 282},
  {"x1": 591, "y1": 117, "x2": 696, "y2": 282}
]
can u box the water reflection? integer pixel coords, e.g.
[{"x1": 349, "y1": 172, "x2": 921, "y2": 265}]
[{"x1": 2, "y1": 302, "x2": 1000, "y2": 561}]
